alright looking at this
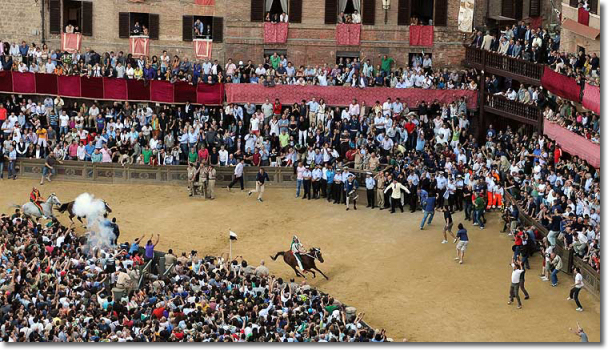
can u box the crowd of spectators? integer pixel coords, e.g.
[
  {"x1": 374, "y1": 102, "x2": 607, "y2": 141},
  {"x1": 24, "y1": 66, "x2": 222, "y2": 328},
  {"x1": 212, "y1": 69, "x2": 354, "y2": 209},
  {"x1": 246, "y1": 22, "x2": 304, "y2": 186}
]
[
  {"x1": 470, "y1": 21, "x2": 600, "y2": 87},
  {"x1": 1, "y1": 38, "x2": 480, "y2": 90},
  {"x1": 0, "y1": 214, "x2": 388, "y2": 342}
]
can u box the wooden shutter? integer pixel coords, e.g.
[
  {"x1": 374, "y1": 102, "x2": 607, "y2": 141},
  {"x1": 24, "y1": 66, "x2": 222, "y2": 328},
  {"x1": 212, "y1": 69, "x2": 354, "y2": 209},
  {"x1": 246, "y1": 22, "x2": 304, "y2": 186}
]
[
  {"x1": 589, "y1": 0, "x2": 598, "y2": 13},
  {"x1": 251, "y1": 0, "x2": 264, "y2": 22},
  {"x1": 149, "y1": 14, "x2": 160, "y2": 40},
  {"x1": 289, "y1": 0, "x2": 303, "y2": 23},
  {"x1": 529, "y1": 0, "x2": 540, "y2": 16},
  {"x1": 568, "y1": 0, "x2": 577, "y2": 6},
  {"x1": 325, "y1": 0, "x2": 337, "y2": 24},
  {"x1": 49, "y1": 0, "x2": 61, "y2": 34},
  {"x1": 183, "y1": 16, "x2": 193, "y2": 41},
  {"x1": 501, "y1": 0, "x2": 513, "y2": 18},
  {"x1": 434, "y1": 0, "x2": 448, "y2": 26},
  {"x1": 397, "y1": 0, "x2": 410, "y2": 25},
  {"x1": 118, "y1": 12, "x2": 130, "y2": 38},
  {"x1": 361, "y1": 0, "x2": 375, "y2": 25},
  {"x1": 212, "y1": 17, "x2": 224, "y2": 43},
  {"x1": 82, "y1": 2, "x2": 93, "y2": 36},
  {"x1": 514, "y1": 0, "x2": 523, "y2": 20}
]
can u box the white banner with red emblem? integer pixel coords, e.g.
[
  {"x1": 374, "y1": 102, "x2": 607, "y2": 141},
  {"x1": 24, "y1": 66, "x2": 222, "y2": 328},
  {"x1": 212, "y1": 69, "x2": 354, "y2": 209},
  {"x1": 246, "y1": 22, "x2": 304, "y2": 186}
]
[
  {"x1": 194, "y1": 39, "x2": 213, "y2": 59},
  {"x1": 61, "y1": 33, "x2": 82, "y2": 53},
  {"x1": 129, "y1": 37, "x2": 150, "y2": 58}
]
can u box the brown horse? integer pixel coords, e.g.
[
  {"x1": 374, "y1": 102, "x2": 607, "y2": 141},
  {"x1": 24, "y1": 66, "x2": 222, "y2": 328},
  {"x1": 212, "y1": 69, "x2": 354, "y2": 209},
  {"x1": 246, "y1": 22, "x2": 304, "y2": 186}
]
[
  {"x1": 57, "y1": 200, "x2": 112, "y2": 226},
  {"x1": 270, "y1": 247, "x2": 328, "y2": 280}
]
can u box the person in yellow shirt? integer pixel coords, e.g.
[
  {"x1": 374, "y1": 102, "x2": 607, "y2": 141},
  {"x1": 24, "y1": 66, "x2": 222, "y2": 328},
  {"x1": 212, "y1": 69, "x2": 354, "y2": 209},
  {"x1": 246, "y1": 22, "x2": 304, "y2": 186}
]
[
  {"x1": 36, "y1": 126, "x2": 48, "y2": 147},
  {"x1": 134, "y1": 66, "x2": 144, "y2": 80}
]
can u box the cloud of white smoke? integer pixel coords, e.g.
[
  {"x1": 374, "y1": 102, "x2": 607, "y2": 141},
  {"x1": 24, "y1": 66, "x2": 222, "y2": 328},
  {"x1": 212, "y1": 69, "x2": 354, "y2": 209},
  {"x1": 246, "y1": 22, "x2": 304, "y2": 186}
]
[{"x1": 73, "y1": 193, "x2": 115, "y2": 251}]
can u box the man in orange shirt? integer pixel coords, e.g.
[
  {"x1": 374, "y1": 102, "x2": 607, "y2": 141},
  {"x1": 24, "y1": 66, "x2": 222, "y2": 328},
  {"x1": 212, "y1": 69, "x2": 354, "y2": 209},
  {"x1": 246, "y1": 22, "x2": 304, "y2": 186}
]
[{"x1": 36, "y1": 126, "x2": 48, "y2": 147}]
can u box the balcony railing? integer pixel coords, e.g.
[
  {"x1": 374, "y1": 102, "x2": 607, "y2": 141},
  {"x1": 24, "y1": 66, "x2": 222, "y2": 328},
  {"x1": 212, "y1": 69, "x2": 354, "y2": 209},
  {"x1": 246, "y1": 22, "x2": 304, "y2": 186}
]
[
  {"x1": 464, "y1": 46, "x2": 544, "y2": 84},
  {"x1": 484, "y1": 93, "x2": 541, "y2": 123}
]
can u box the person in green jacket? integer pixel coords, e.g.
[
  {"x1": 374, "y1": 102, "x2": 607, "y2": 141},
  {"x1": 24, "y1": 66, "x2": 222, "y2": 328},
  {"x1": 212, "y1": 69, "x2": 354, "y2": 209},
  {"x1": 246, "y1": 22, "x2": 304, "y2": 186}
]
[
  {"x1": 380, "y1": 55, "x2": 394, "y2": 76},
  {"x1": 473, "y1": 191, "x2": 485, "y2": 229}
]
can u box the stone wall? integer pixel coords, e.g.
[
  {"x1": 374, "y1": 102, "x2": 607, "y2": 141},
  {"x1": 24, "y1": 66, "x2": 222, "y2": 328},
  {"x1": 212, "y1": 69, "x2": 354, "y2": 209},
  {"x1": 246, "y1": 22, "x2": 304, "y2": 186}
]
[{"x1": 0, "y1": 0, "x2": 477, "y2": 68}]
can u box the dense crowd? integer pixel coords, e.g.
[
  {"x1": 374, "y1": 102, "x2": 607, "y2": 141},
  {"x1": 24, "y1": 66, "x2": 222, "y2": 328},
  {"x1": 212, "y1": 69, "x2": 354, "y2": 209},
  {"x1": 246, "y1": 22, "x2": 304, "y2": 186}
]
[
  {"x1": 0, "y1": 87, "x2": 475, "y2": 171},
  {"x1": 0, "y1": 214, "x2": 388, "y2": 342},
  {"x1": 470, "y1": 21, "x2": 600, "y2": 87},
  {"x1": 1, "y1": 38, "x2": 481, "y2": 90}
]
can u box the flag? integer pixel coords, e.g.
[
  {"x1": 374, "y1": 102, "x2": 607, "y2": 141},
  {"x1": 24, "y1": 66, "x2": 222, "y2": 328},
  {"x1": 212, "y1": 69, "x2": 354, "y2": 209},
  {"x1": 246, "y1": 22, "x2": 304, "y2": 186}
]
[{"x1": 229, "y1": 230, "x2": 238, "y2": 240}]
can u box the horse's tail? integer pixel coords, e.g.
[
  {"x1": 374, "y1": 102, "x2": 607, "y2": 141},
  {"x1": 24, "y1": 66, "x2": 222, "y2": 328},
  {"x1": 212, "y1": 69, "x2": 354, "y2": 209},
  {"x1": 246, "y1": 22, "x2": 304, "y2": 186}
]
[
  {"x1": 270, "y1": 251, "x2": 285, "y2": 261},
  {"x1": 57, "y1": 203, "x2": 69, "y2": 213}
]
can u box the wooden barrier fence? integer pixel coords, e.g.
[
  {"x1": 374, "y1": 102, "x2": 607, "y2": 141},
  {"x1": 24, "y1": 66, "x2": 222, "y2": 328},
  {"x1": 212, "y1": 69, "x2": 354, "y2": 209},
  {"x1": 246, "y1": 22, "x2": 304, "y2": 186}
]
[{"x1": 504, "y1": 192, "x2": 600, "y2": 299}]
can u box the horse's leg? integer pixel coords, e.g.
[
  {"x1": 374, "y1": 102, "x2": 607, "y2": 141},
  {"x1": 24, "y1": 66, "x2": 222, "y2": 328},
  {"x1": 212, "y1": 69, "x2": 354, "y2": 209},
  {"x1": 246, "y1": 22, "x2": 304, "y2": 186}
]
[
  {"x1": 291, "y1": 265, "x2": 304, "y2": 278},
  {"x1": 312, "y1": 267, "x2": 329, "y2": 280}
]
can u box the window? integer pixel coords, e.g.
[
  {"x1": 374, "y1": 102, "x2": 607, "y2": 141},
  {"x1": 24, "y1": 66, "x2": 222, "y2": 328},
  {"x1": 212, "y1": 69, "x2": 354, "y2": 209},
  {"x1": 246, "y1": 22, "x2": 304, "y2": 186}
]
[
  {"x1": 252, "y1": 0, "x2": 301, "y2": 22},
  {"x1": 184, "y1": 16, "x2": 213, "y2": 40},
  {"x1": 408, "y1": 52, "x2": 431, "y2": 66},
  {"x1": 118, "y1": 12, "x2": 159, "y2": 40},
  {"x1": 336, "y1": 51, "x2": 360, "y2": 64},
  {"x1": 397, "y1": 0, "x2": 447, "y2": 26},
  {"x1": 264, "y1": 49, "x2": 288, "y2": 58},
  {"x1": 62, "y1": 0, "x2": 93, "y2": 36},
  {"x1": 500, "y1": 0, "x2": 523, "y2": 20}
]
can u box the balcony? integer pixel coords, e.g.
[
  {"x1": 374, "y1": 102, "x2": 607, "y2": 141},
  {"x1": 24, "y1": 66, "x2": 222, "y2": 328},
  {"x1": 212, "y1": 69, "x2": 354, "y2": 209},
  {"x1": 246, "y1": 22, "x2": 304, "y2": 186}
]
[
  {"x1": 464, "y1": 46, "x2": 543, "y2": 86},
  {"x1": 563, "y1": 1, "x2": 600, "y2": 29},
  {"x1": 484, "y1": 93, "x2": 542, "y2": 128}
]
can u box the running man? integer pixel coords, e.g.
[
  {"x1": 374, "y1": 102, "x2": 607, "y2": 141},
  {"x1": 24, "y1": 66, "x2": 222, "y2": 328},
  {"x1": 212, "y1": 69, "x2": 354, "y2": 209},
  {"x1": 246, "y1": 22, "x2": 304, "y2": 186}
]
[
  {"x1": 291, "y1": 235, "x2": 308, "y2": 274},
  {"x1": 454, "y1": 223, "x2": 469, "y2": 264},
  {"x1": 441, "y1": 206, "x2": 455, "y2": 244},
  {"x1": 248, "y1": 168, "x2": 270, "y2": 202}
]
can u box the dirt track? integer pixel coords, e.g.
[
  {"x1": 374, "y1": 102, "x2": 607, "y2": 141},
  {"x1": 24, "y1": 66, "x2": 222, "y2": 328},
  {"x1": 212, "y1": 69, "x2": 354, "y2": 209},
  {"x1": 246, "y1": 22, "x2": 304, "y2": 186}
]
[{"x1": 0, "y1": 178, "x2": 600, "y2": 342}]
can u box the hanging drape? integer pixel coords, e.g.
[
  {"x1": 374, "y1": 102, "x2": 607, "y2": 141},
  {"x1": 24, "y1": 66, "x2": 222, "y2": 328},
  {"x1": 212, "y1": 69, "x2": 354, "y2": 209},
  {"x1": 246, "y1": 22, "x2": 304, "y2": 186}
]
[
  {"x1": 265, "y1": 0, "x2": 273, "y2": 12},
  {"x1": 352, "y1": 0, "x2": 361, "y2": 11},
  {"x1": 279, "y1": 0, "x2": 288, "y2": 13},
  {"x1": 339, "y1": 0, "x2": 348, "y2": 13}
]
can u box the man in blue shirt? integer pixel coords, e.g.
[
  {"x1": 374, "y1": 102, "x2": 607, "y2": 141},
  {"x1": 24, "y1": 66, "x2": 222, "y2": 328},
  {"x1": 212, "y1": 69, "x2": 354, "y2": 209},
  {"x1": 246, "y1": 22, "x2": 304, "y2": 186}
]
[
  {"x1": 325, "y1": 164, "x2": 335, "y2": 202},
  {"x1": 420, "y1": 193, "x2": 436, "y2": 229},
  {"x1": 455, "y1": 223, "x2": 469, "y2": 264},
  {"x1": 365, "y1": 172, "x2": 376, "y2": 209}
]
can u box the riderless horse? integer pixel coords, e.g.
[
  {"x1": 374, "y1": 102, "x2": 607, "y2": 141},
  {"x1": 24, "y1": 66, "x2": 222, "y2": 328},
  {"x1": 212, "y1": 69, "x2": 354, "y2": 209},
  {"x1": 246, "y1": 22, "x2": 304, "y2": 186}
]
[
  {"x1": 16, "y1": 194, "x2": 62, "y2": 219},
  {"x1": 270, "y1": 247, "x2": 328, "y2": 280},
  {"x1": 57, "y1": 200, "x2": 112, "y2": 226}
]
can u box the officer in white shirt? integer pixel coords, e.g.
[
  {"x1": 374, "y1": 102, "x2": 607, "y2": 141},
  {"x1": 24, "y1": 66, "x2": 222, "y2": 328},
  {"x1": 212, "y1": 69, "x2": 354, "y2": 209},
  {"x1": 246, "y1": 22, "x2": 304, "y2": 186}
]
[
  {"x1": 365, "y1": 172, "x2": 376, "y2": 208},
  {"x1": 311, "y1": 164, "x2": 323, "y2": 199}
]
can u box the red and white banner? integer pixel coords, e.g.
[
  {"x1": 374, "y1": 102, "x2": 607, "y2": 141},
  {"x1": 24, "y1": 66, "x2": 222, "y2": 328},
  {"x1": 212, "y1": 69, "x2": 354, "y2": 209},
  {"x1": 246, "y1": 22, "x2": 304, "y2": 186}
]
[
  {"x1": 194, "y1": 39, "x2": 213, "y2": 59},
  {"x1": 409, "y1": 25, "x2": 434, "y2": 46},
  {"x1": 264, "y1": 22, "x2": 289, "y2": 44},
  {"x1": 336, "y1": 24, "x2": 361, "y2": 46},
  {"x1": 130, "y1": 37, "x2": 150, "y2": 58},
  {"x1": 61, "y1": 33, "x2": 82, "y2": 53}
]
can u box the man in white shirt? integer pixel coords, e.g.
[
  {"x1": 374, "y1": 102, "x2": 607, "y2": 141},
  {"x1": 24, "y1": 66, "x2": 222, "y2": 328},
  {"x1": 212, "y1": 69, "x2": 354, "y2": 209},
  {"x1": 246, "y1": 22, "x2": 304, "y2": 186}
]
[
  {"x1": 567, "y1": 267, "x2": 584, "y2": 312},
  {"x1": 509, "y1": 260, "x2": 524, "y2": 309},
  {"x1": 227, "y1": 159, "x2": 245, "y2": 191},
  {"x1": 351, "y1": 10, "x2": 361, "y2": 23}
]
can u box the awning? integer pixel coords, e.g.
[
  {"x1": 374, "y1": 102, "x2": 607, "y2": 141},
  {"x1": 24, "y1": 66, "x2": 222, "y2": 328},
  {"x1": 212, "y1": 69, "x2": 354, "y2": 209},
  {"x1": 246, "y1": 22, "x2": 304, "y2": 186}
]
[
  {"x1": 561, "y1": 18, "x2": 600, "y2": 40},
  {"x1": 488, "y1": 15, "x2": 516, "y2": 21}
]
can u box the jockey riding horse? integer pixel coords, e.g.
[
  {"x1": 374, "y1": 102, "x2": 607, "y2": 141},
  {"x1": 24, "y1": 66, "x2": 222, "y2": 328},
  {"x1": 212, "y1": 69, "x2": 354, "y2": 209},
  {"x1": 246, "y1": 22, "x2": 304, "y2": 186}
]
[{"x1": 30, "y1": 187, "x2": 44, "y2": 217}]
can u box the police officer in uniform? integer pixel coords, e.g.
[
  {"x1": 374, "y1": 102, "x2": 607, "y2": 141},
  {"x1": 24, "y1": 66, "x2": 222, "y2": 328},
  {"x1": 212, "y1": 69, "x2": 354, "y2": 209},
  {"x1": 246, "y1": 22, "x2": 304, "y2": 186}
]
[
  {"x1": 187, "y1": 163, "x2": 199, "y2": 197},
  {"x1": 374, "y1": 171, "x2": 385, "y2": 210},
  {"x1": 333, "y1": 168, "x2": 343, "y2": 204},
  {"x1": 455, "y1": 174, "x2": 464, "y2": 211},
  {"x1": 365, "y1": 172, "x2": 376, "y2": 208},
  {"x1": 207, "y1": 164, "x2": 217, "y2": 199}
]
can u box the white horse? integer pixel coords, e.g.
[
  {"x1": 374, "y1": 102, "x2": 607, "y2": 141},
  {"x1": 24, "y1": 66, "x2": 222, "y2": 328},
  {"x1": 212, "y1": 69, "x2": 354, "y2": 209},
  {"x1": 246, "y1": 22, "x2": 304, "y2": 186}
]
[{"x1": 17, "y1": 193, "x2": 62, "y2": 220}]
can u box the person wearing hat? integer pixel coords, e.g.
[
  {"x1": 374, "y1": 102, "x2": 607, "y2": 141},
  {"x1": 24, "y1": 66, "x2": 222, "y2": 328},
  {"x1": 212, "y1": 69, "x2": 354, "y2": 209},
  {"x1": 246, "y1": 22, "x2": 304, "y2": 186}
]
[
  {"x1": 333, "y1": 168, "x2": 343, "y2": 205},
  {"x1": 365, "y1": 172, "x2": 376, "y2": 209},
  {"x1": 302, "y1": 165, "x2": 312, "y2": 200},
  {"x1": 345, "y1": 173, "x2": 359, "y2": 211}
]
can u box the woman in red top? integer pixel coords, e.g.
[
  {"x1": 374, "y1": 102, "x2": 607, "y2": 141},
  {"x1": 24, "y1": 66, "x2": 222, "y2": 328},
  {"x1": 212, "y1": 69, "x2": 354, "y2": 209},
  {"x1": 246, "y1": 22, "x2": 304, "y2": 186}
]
[{"x1": 272, "y1": 99, "x2": 282, "y2": 116}]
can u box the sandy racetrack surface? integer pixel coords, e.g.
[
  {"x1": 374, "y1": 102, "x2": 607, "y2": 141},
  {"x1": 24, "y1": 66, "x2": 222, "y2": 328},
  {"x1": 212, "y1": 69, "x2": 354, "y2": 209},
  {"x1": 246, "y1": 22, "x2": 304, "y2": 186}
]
[{"x1": 0, "y1": 178, "x2": 600, "y2": 342}]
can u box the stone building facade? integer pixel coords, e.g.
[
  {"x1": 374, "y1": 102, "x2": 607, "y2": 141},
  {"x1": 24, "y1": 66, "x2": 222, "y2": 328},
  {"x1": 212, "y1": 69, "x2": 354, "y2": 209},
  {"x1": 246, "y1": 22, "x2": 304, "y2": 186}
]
[{"x1": 0, "y1": 0, "x2": 563, "y2": 68}]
